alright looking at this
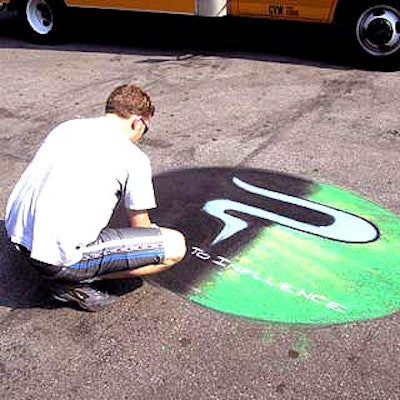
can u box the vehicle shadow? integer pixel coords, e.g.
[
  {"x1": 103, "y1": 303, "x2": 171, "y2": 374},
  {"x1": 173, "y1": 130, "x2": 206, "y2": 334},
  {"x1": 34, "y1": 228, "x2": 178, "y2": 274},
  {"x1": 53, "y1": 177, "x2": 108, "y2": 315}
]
[{"x1": 0, "y1": 8, "x2": 394, "y2": 72}]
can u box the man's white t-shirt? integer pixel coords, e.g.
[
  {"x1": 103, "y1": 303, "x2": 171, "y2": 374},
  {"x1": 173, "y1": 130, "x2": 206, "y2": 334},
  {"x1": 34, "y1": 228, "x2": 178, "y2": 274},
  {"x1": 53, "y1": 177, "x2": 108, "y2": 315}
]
[{"x1": 6, "y1": 116, "x2": 156, "y2": 266}]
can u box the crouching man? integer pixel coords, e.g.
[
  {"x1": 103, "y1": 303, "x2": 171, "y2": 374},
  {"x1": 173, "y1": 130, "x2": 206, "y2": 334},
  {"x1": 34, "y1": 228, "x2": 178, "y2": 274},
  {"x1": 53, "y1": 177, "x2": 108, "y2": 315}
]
[{"x1": 5, "y1": 83, "x2": 186, "y2": 312}]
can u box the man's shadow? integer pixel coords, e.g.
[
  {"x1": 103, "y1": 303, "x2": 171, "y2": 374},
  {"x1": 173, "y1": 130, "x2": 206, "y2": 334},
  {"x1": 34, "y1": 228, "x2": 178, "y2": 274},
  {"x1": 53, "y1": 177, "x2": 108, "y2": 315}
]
[
  {"x1": 0, "y1": 220, "x2": 51, "y2": 308},
  {"x1": 0, "y1": 220, "x2": 143, "y2": 310}
]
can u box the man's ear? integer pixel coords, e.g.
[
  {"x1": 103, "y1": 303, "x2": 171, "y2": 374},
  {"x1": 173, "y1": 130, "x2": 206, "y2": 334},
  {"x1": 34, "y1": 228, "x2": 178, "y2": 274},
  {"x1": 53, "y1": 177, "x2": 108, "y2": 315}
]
[{"x1": 129, "y1": 116, "x2": 138, "y2": 131}]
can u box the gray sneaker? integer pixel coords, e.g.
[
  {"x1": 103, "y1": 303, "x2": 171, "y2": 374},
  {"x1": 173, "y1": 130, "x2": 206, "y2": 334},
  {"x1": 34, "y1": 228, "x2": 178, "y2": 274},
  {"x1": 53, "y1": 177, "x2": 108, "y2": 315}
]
[{"x1": 50, "y1": 282, "x2": 118, "y2": 312}]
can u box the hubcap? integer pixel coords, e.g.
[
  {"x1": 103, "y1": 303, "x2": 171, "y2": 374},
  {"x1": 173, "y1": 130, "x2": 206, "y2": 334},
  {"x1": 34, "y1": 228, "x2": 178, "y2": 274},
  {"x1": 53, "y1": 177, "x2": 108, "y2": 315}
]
[
  {"x1": 26, "y1": 0, "x2": 53, "y2": 34},
  {"x1": 356, "y1": 6, "x2": 400, "y2": 56}
]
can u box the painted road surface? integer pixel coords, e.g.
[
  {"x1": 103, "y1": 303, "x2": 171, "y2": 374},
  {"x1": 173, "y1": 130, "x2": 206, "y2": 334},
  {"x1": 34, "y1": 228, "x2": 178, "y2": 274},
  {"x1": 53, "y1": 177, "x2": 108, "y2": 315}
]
[
  {"x1": 1, "y1": 10, "x2": 400, "y2": 400},
  {"x1": 146, "y1": 168, "x2": 400, "y2": 325}
]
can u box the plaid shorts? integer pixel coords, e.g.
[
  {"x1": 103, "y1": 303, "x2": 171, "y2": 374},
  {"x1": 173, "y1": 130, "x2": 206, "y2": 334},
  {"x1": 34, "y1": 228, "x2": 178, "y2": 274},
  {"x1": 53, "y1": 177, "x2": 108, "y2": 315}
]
[{"x1": 16, "y1": 227, "x2": 165, "y2": 283}]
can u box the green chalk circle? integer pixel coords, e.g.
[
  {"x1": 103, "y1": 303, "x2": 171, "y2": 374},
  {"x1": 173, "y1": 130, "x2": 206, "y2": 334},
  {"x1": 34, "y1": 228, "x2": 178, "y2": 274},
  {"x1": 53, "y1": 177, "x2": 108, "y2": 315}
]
[
  {"x1": 148, "y1": 168, "x2": 400, "y2": 326},
  {"x1": 188, "y1": 183, "x2": 400, "y2": 325}
]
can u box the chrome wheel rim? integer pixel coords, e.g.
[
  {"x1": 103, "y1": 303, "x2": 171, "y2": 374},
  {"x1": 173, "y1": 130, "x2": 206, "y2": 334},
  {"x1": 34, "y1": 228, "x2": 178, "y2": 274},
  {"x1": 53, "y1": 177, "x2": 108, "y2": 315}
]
[
  {"x1": 356, "y1": 5, "x2": 400, "y2": 56},
  {"x1": 26, "y1": 0, "x2": 53, "y2": 35}
]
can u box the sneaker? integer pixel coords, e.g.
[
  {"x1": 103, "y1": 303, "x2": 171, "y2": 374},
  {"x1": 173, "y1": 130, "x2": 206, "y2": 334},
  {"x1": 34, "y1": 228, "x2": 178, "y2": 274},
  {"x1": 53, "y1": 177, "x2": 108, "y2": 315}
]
[{"x1": 50, "y1": 282, "x2": 118, "y2": 312}]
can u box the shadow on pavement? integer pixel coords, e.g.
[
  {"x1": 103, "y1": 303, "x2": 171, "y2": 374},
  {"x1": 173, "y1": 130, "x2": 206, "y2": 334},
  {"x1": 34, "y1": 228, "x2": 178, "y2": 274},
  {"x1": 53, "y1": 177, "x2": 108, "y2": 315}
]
[
  {"x1": 0, "y1": 220, "x2": 51, "y2": 309},
  {"x1": 0, "y1": 220, "x2": 144, "y2": 310}
]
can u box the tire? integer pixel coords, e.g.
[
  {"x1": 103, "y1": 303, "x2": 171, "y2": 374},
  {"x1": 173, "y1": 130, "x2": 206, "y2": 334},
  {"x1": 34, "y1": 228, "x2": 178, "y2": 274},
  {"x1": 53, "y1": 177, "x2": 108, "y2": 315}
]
[
  {"x1": 349, "y1": 1, "x2": 400, "y2": 69},
  {"x1": 17, "y1": 0, "x2": 68, "y2": 44}
]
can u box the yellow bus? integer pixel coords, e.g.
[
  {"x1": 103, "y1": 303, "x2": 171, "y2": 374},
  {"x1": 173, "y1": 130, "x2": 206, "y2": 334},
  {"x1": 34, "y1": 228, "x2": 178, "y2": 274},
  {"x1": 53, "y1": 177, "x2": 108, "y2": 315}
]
[{"x1": 1, "y1": 0, "x2": 399, "y2": 67}]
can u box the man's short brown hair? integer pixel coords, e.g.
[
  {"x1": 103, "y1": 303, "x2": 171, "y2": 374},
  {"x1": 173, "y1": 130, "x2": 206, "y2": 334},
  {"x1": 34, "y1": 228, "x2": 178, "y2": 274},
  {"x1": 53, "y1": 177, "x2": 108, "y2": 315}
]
[{"x1": 105, "y1": 84, "x2": 155, "y2": 119}]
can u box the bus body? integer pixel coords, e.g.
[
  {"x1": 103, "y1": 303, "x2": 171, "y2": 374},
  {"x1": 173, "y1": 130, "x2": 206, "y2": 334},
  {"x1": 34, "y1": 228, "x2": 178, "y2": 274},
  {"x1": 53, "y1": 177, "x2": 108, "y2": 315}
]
[
  {"x1": 57, "y1": 0, "x2": 338, "y2": 23},
  {"x1": 1, "y1": 0, "x2": 400, "y2": 67}
]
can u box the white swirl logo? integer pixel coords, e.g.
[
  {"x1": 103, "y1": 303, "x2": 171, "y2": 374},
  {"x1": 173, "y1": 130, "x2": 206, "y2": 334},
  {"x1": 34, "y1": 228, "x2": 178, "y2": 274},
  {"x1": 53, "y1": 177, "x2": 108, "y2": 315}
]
[{"x1": 203, "y1": 177, "x2": 379, "y2": 245}]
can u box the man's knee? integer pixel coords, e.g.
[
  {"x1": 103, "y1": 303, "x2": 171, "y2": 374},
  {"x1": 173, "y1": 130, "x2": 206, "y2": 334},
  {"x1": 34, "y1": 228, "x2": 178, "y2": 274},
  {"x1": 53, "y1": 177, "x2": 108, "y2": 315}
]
[{"x1": 160, "y1": 227, "x2": 187, "y2": 265}]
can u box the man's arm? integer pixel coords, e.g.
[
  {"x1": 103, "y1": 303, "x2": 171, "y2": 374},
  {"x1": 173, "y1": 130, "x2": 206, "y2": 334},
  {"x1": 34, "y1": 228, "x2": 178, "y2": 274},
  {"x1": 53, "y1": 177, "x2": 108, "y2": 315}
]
[{"x1": 127, "y1": 209, "x2": 152, "y2": 228}]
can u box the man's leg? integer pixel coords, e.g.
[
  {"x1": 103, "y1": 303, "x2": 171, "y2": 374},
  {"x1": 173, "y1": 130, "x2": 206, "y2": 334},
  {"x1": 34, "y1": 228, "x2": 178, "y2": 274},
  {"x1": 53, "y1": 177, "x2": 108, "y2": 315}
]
[
  {"x1": 98, "y1": 227, "x2": 186, "y2": 280},
  {"x1": 15, "y1": 226, "x2": 186, "y2": 312},
  {"x1": 51, "y1": 226, "x2": 186, "y2": 311}
]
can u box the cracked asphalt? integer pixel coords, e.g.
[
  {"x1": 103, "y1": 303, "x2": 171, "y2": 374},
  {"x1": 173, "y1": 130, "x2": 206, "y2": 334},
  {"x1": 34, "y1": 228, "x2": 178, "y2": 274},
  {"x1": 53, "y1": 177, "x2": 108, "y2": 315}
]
[{"x1": 0, "y1": 9, "x2": 399, "y2": 400}]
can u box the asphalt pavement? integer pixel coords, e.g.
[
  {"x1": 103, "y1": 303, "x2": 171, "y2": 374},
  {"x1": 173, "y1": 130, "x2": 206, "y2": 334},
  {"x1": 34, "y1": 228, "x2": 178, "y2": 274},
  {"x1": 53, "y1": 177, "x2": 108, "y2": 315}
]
[{"x1": 0, "y1": 9, "x2": 399, "y2": 400}]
